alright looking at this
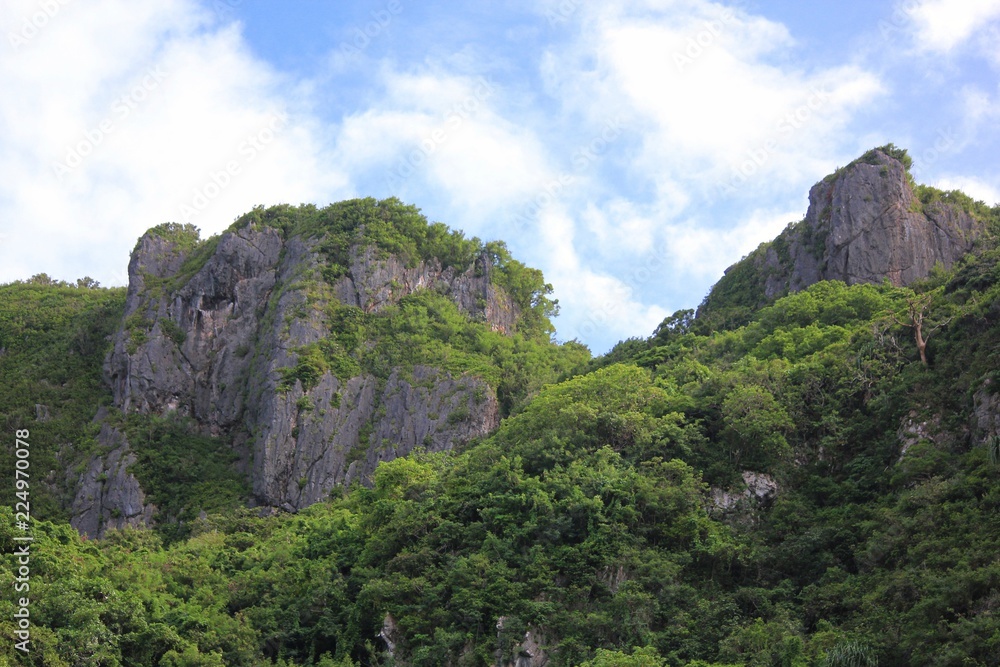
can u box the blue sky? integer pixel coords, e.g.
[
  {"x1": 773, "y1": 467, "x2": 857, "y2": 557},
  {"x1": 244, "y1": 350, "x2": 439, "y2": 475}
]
[{"x1": 1, "y1": 0, "x2": 998, "y2": 353}]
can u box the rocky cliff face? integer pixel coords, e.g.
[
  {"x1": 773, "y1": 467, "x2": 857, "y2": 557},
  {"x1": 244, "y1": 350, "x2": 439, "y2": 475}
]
[
  {"x1": 702, "y1": 149, "x2": 987, "y2": 319},
  {"x1": 70, "y1": 421, "x2": 156, "y2": 538},
  {"x1": 103, "y1": 219, "x2": 517, "y2": 513}
]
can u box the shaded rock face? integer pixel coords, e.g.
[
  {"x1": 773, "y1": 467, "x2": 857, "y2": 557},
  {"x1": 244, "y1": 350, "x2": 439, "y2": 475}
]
[
  {"x1": 335, "y1": 246, "x2": 518, "y2": 334},
  {"x1": 104, "y1": 223, "x2": 510, "y2": 512},
  {"x1": 70, "y1": 424, "x2": 156, "y2": 539},
  {"x1": 710, "y1": 471, "x2": 778, "y2": 515},
  {"x1": 715, "y1": 150, "x2": 985, "y2": 305},
  {"x1": 495, "y1": 617, "x2": 549, "y2": 667},
  {"x1": 896, "y1": 410, "x2": 961, "y2": 460},
  {"x1": 972, "y1": 379, "x2": 1000, "y2": 447},
  {"x1": 107, "y1": 226, "x2": 284, "y2": 430}
]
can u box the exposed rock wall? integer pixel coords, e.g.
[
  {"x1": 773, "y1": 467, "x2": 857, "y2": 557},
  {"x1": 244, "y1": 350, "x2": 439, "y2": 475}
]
[
  {"x1": 70, "y1": 423, "x2": 156, "y2": 538},
  {"x1": 972, "y1": 379, "x2": 1000, "y2": 447},
  {"x1": 763, "y1": 151, "x2": 981, "y2": 297},
  {"x1": 706, "y1": 150, "x2": 986, "y2": 314},
  {"x1": 103, "y1": 222, "x2": 513, "y2": 513},
  {"x1": 335, "y1": 245, "x2": 518, "y2": 333}
]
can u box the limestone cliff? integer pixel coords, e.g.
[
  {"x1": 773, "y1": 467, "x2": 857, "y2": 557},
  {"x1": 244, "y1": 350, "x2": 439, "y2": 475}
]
[
  {"x1": 70, "y1": 422, "x2": 156, "y2": 538},
  {"x1": 102, "y1": 201, "x2": 524, "y2": 514},
  {"x1": 700, "y1": 147, "x2": 988, "y2": 324}
]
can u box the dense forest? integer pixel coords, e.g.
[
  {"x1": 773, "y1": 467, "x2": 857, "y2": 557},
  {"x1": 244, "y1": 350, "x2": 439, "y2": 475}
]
[{"x1": 1, "y1": 149, "x2": 1000, "y2": 666}]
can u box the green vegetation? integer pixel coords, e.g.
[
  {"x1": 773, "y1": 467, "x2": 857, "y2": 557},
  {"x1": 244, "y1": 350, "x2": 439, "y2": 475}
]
[
  {"x1": 290, "y1": 289, "x2": 587, "y2": 415},
  {"x1": 694, "y1": 243, "x2": 777, "y2": 331},
  {"x1": 143, "y1": 222, "x2": 203, "y2": 252},
  {"x1": 5, "y1": 258, "x2": 1000, "y2": 664},
  {"x1": 698, "y1": 144, "x2": 1000, "y2": 333},
  {"x1": 122, "y1": 413, "x2": 250, "y2": 537},
  {"x1": 232, "y1": 198, "x2": 559, "y2": 340},
  {"x1": 0, "y1": 280, "x2": 125, "y2": 519},
  {"x1": 5, "y1": 186, "x2": 1000, "y2": 665},
  {"x1": 823, "y1": 143, "x2": 913, "y2": 184}
]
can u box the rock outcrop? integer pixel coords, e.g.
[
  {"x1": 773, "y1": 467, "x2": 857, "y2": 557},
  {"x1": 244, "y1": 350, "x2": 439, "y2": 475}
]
[
  {"x1": 702, "y1": 148, "x2": 987, "y2": 319},
  {"x1": 710, "y1": 471, "x2": 778, "y2": 516},
  {"x1": 103, "y1": 216, "x2": 516, "y2": 513},
  {"x1": 971, "y1": 379, "x2": 1000, "y2": 447},
  {"x1": 70, "y1": 423, "x2": 156, "y2": 538}
]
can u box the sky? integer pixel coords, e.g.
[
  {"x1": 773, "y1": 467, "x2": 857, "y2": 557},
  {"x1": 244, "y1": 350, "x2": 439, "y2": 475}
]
[{"x1": 1, "y1": 0, "x2": 998, "y2": 353}]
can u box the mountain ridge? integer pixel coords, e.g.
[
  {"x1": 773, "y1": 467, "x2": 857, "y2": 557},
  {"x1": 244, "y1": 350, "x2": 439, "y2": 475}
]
[
  {"x1": 1, "y1": 145, "x2": 1000, "y2": 665},
  {"x1": 698, "y1": 144, "x2": 995, "y2": 330}
]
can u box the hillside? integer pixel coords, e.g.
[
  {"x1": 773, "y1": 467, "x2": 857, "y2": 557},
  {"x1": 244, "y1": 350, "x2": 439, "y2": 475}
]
[
  {"x1": 699, "y1": 145, "x2": 997, "y2": 330},
  {"x1": 0, "y1": 198, "x2": 588, "y2": 539},
  {"x1": 1, "y1": 149, "x2": 1000, "y2": 666}
]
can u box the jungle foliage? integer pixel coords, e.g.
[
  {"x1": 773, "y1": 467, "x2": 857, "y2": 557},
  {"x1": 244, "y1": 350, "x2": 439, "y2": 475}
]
[{"x1": 2, "y1": 200, "x2": 1000, "y2": 665}]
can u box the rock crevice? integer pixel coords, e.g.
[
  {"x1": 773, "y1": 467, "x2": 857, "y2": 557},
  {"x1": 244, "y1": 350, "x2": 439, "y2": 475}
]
[{"x1": 101, "y1": 221, "x2": 514, "y2": 518}]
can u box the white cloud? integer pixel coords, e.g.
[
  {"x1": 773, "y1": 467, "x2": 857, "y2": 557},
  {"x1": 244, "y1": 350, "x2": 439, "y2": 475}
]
[
  {"x1": 934, "y1": 176, "x2": 1000, "y2": 205},
  {"x1": 333, "y1": 68, "x2": 557, "y2": 224},
  {"x1": 907, "y1": 0, "x2": 1000, "y2": 53},
  {"x1": 0, "y1": 0, "x2": 347, "y2": 286},
  {"x1": 536, "y1": 207, "x2": 669, "y2": 344},
  {"x1": 539, "y1": 0, "x2": 883, "y2": 200},
  {"x1": 662, "y1": 208, "x2": 799, "y2": 280}
]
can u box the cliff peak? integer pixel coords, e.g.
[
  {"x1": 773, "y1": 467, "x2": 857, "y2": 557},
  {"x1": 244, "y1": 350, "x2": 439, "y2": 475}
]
[{"x1": 699, "y1": 145, "x2": 993, "y2": 328}]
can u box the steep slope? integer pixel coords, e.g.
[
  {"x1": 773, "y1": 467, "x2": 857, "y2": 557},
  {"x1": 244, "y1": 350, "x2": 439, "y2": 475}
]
[
  {"x1": 6, "y1": 243, "x2": 1000, "y2": 666},
  {"x1": 0, "y1": 279, "x2": 125, "y2": 523},
  {"x1": 4, "y1": 147, "x2": 1000, "y2": 666},
  {"x1": 95, "y1": 198, "x2": 586, "y2": 524},
  {"x1": 700, "y1": 145, "x2": 993, "y2": 328}
]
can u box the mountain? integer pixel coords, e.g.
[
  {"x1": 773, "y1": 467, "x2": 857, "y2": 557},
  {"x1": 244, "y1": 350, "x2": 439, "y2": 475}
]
[
  {"x1": 699, "y1": 145, "x2": 993, "y2": 329},
  {"x1": 70, "y1": 198, "x2": 588, "y2": 536},
  {"x1": 1, "y1": 147, "x2": 999, "y2": 666}
]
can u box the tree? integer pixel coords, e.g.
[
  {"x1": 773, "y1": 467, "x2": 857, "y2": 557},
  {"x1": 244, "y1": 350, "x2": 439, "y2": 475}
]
[
  {"x1": 721, "y1": 385, "x2": 793, "y2": 467},
  {"x1": 889, "y1": 292, "x2": 951, "y2": 366}
]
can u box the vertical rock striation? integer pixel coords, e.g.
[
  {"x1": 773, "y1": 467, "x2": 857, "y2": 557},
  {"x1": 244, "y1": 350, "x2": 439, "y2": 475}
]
[
  {"x1": 701, "y1": 148, "x2": 987, "y2": 320},
  {"x1": 70, "y1": 423, "x2": 156, "y2": 538},
  {"x1": 103, "y1": 215, "x2": 517, "y2": 514}
]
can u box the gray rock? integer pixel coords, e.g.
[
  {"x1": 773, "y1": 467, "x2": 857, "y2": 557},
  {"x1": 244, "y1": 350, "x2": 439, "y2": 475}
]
[
  {"x1": 70, "y1": 423, "x2": 156, "y2": 538},
  {"x1": 335, "y1": 245, "x2": 518, "y2": 333},
  {"x1": 971, "y1": 379, "x2": 1000, "y2": 447},
  {"x1": 709, "y1": 150, "x2": 986, "y2": 310},
  {"x1": 101, "y1": 219, "x2": 514, "y2": 520},
  {"x1": 495, "y1": 617, "x2": 549, "y2": 667},
  {"x1": 710, "y1": 471, "x2": 778, "y2": 513}
]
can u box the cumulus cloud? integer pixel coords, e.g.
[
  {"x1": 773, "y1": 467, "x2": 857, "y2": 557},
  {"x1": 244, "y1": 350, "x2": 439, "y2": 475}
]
[
  {"x1": 535, "y1": 207, "x2": 669, "y2": 344},
  {"x1": 0, "y1": 0, "x2": 346, "y2": 286},
  {"x1": 934, "y1": 176, "x2": 1000, "y2": 205},
  {"x1": 539, "y1": 0, "x2": 883, "y2": 201},
  {"x1": 4, "y1": 0, "x2": 964, "y2": 353},
  {"x1": 906, "y1": 0, "x2": 1000, "y2": 53}
]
